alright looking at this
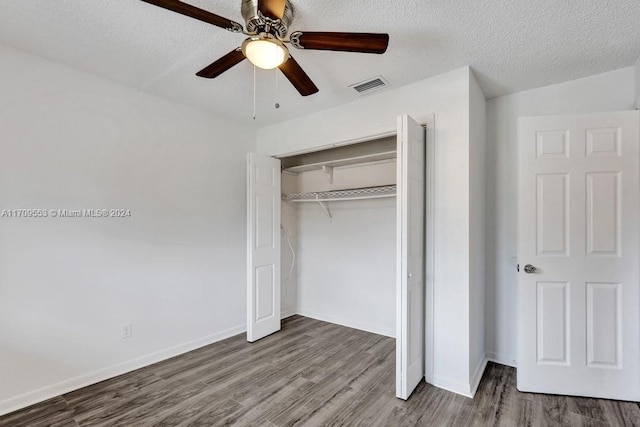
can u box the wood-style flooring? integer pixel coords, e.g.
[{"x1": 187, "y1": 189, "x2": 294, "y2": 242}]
[{"x1": 2, "y1": 315, "x2": 640, "y2": 426}]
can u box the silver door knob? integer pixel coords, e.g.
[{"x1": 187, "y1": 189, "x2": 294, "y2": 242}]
[
  {"x1": 408, "y1": 273, "x2": 413, "y2": 278},
  {"x1": 524, "y1": 264, "x2": 537, "y2": 274}
]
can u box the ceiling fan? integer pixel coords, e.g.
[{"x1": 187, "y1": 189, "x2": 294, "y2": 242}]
[{"x1": 141, "y1": 0, "x2": 390, "y2": 96}]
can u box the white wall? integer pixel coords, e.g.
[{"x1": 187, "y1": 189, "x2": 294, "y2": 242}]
[
  {"x1": 0, "y1": 44, "x2": 253, "y2": 414},
  {"x1": 257, "y1": 67, "x2": 480, "y2": 396},
  {"x1": 295, "y1": 197, "x2": 397, "y2": 337},
  {"x1": 469, "y1": 71, "x2": 487, "y2": 393},
  {"x1": 485, "y1": 66, "x2": 636, "y2": 367},
  {"x1": 280, "y1": 174, "x2": 298, "y2": 317}
]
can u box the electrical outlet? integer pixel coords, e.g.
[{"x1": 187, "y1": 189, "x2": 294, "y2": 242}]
[{"x1": 121, "y1": 323, "x2": 132, "y2": 339}]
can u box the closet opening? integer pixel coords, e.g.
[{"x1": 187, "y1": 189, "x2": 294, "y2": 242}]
[
  {"x1": 247, "y1": 114, "x2": 427, "y2": 400},
  {"x1": 278, "y1": 135, "x2": 398, "y2": 338}
]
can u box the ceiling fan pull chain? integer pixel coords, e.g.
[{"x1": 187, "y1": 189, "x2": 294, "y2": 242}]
[
  {"x1": 275, "y1": 70, "x2": 280, "y2": 109},
  {"x1": 253, "y1": 64, "x2": 256, "y2": 120}
]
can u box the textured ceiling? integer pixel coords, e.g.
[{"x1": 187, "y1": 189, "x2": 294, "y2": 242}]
[{"x1": 0, "y1": 0, "x2": 639, "y2": 126}]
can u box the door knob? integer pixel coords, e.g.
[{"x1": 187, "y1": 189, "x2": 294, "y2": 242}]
[
  {"x1": 524, "y1": 264, "x2": 537, "y2": 274},
  {"x1": 408, "y1": 273, "x2": 413, "y2": 278}
]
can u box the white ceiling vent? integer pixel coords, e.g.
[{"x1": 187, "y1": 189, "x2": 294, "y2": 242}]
[{"x1": 349, "y1": 76, "x2": 390, "y2": 95}]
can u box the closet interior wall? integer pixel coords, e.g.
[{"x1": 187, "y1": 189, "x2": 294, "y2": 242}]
[
  {"x1": 281, "y1": 173, "x2": 298, "y2": 318},
  {"x1": 280, "y1": 140, "x2": 398, "y2": 337}
]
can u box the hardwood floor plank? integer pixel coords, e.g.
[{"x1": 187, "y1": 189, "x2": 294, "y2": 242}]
[
  {"x1": 212, "y1": 377, "x2": 313, "y2": 426},
  {"x1": 328, "y1": 394, "x2": 398, "y2": 427},
  {"x1": 567, "y1": 396, "x2": 609, "y2": 424},
  {"x1": 270, "y1": 385, "x2": 357, "y2": 426},
  {"x1": 62, "y1": 374, "x2": 137, "y2": 404},
  {"x1": 27, "y1": 415, "x2": 79, "y2": 427},
  {"x1": 174, "y1": 398, "x2": 243, "y2": 427},
  {"x1": 398, "y1": 383, "x2": 452, "y2": 426},
  {"x1": 497, "y1": 398, "x2": 534, "y2": 427},
  {"x1": 96, "y1": 381, "x2": 212, "y2": 426},
  {"x1": 2, "y1": 316, "x2": 639, "y2": 427},
  {"x1": 444, "y1": 394, "x2": 476, "y2": 426},
  {"x1": 468, "y1": 365, "x2": 501, "y2": 425},
  {"x1": 568, "y1": 412, "x2": 610, "y2": 427},
  {"x1": 534, "y1": 394, "x2": 572, "y2": 427},
  {"x1": 601, "y1": 399, "x2": 640, "y2": 426},
  {"x1": 182, "y1": 334, "x2": 314, "y2": 386},
  {"x1": 235, "y1": 378, "x2": 321, "y2": 425},
  {"x1": 0, "y1": 396, "x2": 74, "y2": 427},
  {"x1": 63, "y1": 371, "x2": 162, "y2": 418},
  {"x1": 75, "y1": 376, "x2": 194, "y2": 425},
  {"x1": 147, "y1": 387, "x2": 237, "y2": 426}
]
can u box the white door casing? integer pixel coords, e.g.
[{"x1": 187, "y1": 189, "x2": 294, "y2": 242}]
[
  {"x1": 517, "y1": 111, "x2": 640, "y2": 400},
  {"x1": 396, "y1": 114, "x2": 426, "y2": 400},
  {"x1": 247, "y1": 153, "x2": 281, "y2": 343}
]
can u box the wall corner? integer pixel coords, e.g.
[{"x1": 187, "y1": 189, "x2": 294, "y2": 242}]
[
  {"x1": 468, "y1": 67, "x2": 488, "y2": 395},
  {"x1": 635, "y1": 57, "x2": 640, "y2": 109}
]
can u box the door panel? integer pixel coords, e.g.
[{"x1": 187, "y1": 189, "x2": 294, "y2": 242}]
[
  {"x1": 536, "y1": 173, "x2": 569, "y2": 256},
  {"x1": 396, "y1": 114, "x2": 426, "y2": 400},
  {"x1": 256, "y1": 193, "x2": 275, "y2": 248},
  {"x1": 586, "y1": 282, "x2": 621, "y2": 368},
  {"x1": 585, "y1": 172, "x2": 620, "y2": 256},
  {"x1": 518, "y1": 111, "x2": 640, "y2": 401},
  {"x1": 255, "y1": 265, "x2": 275, "y2": 321},
  {"x1": 247, "y1": 153, "x2": 281, "y2": 342},
  {"x1": 536, "y1": 281, "x2": 570, "y2": 365}
]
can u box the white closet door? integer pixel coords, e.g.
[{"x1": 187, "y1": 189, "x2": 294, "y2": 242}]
[
  {"x1": 247, "y1": 153, "x2": 281, "y2": 342},
  {"x1": 518, "y1": 111, "x2": 640, "y2": 400},
  {"x1": 396, "y1": 114, "x2": 426, "y2": 399}
]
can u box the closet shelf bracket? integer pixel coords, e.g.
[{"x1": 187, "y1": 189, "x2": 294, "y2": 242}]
[
  {"x1": 322, "y1": 165, "x2": 334, "y2": 184},
  {"x1": 316, "y1": 196, "x2": 332, "y2": 219}
]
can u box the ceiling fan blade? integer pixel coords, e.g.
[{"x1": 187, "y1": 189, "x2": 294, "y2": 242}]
[
  {"x1": 290, "y1": 32, "x2": 389, "y2": 54},
  {"x1": 279, "y1": 56, "x2": 318, "y2": 96},
  {"x1": 196, "y1": 49, "x2": 246, "y2": 79},
  {"x1": 257, "y1": 0, "x2": 287, "y2": 20},
  {"x1": 141, "y1": 0, "x2": 243, "y2": 32}
]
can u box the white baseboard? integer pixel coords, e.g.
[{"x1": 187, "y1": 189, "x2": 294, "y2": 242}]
[
  {"x1": 0, "y1": 324, "x2": 246, "y2": 417},
  {"x1": 486, "y1": 351, "x2": 517, "y2": 368},
  {"x1": 297, "y1": 309, "x2": 395, "y2": 338},
  {"x1": 430, "y1": 375, "x2": 474, "y2": 398},
  {"x1": 469, "y1": 355, "x2": 488, "y2": 397},
  {"x1": 429, "y1": 355, "x2": 488, "y2": 399},
  {"x1": 281, "y1": 309, "x2": 297, "y2": 319}
]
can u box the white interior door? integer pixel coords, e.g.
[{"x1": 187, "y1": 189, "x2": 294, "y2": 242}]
[
  {"x1": 517, "y1": 111, "x2": 640, "y2": 401},
  {"x1": 396, "y1": 114, "x2": 426, "y2": 400},
  {"x1": 247, "y1": 152, "x2": 281, "y2": 343}
]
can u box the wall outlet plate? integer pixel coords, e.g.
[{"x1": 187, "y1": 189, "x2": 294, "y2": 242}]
[{"x1": 121, "y1": 323, "x2": 132, "y2": 339}]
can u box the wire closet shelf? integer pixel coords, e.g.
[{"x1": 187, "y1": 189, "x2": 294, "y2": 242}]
[{"x1": 282, "y1": 185, "x2": 396, "y2": 203}]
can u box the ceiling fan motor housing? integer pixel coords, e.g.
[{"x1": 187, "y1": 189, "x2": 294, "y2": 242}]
[{"x1": 241, "y1": 0, "x2": 294, "y2": 39}]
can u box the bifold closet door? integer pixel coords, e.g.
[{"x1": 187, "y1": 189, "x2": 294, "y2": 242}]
[
  {"x1": 396, "y1": 114, "x2": 426, "y2": 400},
  {"x1": 247, "y1": 153, "x2": 282, "y2": 342}
]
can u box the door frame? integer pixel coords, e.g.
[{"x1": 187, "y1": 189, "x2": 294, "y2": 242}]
[{"x1": 267, "y1": 114, "x2": 436, "y2": 386}]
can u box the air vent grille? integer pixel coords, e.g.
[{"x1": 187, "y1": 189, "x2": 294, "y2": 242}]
[{"x1": 350, "y1": 76, "x2": 389, "y2": 95}]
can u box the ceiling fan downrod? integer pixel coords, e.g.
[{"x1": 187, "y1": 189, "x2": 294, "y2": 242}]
[{"x1": 241, "y1": 0, "x2": 294, "y2": 39}]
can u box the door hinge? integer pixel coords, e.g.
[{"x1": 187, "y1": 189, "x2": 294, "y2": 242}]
[{"x1": 517, "y1": 264, "x2": 520, "y2": 272}]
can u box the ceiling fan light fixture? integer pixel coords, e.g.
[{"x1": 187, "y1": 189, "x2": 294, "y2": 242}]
[{"x1": 242, "y1": 36, "x2": 288, "y2": 70}]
